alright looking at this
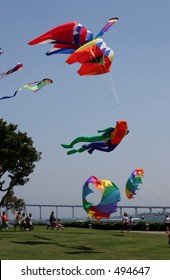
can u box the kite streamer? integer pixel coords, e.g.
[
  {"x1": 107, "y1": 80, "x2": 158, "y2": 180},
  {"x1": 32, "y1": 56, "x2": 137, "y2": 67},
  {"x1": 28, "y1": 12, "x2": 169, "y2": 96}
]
[
  {"x1": 95, "y1": 17, "x2": 118, "y2": 39},
  {"x1": 0, "y1": 63, "x2": 23, "y2": 80},
  {"x1": 0, "y1": 78, "x2": 53, "y2": 100}
]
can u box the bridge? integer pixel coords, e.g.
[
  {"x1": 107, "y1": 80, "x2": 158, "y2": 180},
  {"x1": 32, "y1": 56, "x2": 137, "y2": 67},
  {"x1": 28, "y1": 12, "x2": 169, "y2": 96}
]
[{"x1": 22, "y1": 204, "x2": 170, "y2": 220}]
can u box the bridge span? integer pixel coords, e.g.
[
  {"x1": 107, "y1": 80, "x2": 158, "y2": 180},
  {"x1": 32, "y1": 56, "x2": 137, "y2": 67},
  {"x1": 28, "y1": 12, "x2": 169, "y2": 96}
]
[{"x1": 23, "y1": 204, "x2": 170, "y2": 220}]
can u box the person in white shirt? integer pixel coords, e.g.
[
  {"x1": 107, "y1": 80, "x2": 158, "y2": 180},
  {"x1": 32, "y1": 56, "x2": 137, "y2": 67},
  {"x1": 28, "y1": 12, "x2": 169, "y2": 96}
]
[
  {"x1": 121, "y1": 212, "x2": 129, "y2": 233},
  {"x1": 164, "y1": 214, "x2": 170, "y2": 233}
]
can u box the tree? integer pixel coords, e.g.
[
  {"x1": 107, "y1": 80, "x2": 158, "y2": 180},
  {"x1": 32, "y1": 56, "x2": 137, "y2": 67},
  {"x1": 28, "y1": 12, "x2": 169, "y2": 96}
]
[
  {"x1": 2, "y1": 188, "x2": 26, "y2": 212},
  {"x1": 0, "y1": 118, "x2": 42, "y2": 207}
]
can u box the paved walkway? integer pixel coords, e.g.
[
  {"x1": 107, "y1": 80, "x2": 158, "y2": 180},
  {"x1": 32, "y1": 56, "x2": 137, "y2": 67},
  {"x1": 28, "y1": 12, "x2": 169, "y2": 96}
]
[{"x1": 133, "y1": 230, "x2": 167, "y2": 235}]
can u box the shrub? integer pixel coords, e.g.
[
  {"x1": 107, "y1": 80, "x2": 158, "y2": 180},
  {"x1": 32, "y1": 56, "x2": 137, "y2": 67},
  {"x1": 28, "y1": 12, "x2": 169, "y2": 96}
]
[{"x1": 62, "y1": 221, "x2": 165, "y2": 231}]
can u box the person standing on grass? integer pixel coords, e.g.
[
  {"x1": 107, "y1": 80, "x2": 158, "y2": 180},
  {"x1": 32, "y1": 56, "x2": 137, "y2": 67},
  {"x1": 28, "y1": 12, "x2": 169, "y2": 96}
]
[
  {"x1": 164, "y1": 214, "x2": 170, "y2": 233},
  {"x1": 128, "y1": 216, "x2": 134, "y2": 232},
  {"x1": 20, "y1": 213, "x2": 26, "y2": 230},
  {"x1": 0, "y1": 211, "x2": 9, "y2": 231},
  {"x1": 14, "y1": 211, "x2": 22, "y2": 230},
  {"x1": 121, "y1": 212, "x2": 129, "y2": 233}
]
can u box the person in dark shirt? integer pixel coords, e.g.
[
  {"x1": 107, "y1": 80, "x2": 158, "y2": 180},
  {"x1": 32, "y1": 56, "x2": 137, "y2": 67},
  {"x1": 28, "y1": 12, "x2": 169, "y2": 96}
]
[{"x1": 47, "y1": 211, "x2": 57, "y2": 229}]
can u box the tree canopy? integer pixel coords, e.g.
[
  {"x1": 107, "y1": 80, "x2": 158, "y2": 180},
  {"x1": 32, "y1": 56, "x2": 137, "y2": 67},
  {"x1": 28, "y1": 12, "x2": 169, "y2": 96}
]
[{"x1": 0, "y1": 118, "x2": 42, "y2": 207}]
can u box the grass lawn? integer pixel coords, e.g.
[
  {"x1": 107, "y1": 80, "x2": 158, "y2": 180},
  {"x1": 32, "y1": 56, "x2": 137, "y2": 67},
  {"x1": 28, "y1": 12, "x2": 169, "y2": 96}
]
[{"x1": 0, "y1": 226, "x2": 169, "y2": 260}]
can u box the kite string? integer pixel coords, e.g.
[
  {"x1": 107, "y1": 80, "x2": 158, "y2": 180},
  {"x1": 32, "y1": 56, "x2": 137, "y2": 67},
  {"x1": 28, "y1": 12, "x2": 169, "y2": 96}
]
[
  {"x1": 89, "y1": 48, "x2": 120, "y2": 106},
  {"x1": 107, "y1": 71, "x2": 120, "y2": 105}
]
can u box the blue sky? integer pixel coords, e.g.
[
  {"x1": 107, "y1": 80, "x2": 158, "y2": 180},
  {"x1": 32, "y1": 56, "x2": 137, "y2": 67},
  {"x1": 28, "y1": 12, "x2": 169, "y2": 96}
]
[{"x1": 1, "y1": 0, "x2": 170, "y2": 217}]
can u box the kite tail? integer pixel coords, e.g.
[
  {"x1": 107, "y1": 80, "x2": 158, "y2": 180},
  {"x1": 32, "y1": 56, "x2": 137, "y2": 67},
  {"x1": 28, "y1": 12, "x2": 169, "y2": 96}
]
[
  {"x1": 61, "y1": 134, "x2": 108, "y2": 149},
  {"x1": 61, "y1": 143, "x2": 73, "y2": 149},
  {"x1": 0, "y1": 90, "x2": 18, "y2": 101},
  {"x1": 67, "y1": 146, "x2": 87, "y2": 155}
]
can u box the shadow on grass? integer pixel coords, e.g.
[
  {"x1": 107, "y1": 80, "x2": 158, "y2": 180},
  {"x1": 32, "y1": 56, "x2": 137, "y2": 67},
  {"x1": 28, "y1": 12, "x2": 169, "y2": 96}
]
[
  {"x1": 33, "y1": 234, "x2": 53, "y2": 240},
  {"x1": 52, "y1": 231, "x2": 94, "y2": 235},
  {"x1": 10, "y1": 239, "x2": 102, "y2": 255},
  {"x1": 11, "y1": 240, "x2": 57, "y2": 245},
  {"x1": 111, "y1": 233, "x2": 127, "y2": 237},
  {"x1": 65, "y1": 251, "x2": 103, "y2": 255},
  {"x1": 65, "y1": 245, "x2": 103, "y2": 255}
]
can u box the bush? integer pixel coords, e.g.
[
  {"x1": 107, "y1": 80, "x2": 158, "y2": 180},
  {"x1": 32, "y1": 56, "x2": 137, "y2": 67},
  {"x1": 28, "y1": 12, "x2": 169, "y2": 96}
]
[{"x1": 62, "y1": 221, "x2": 165, "y2": 231}]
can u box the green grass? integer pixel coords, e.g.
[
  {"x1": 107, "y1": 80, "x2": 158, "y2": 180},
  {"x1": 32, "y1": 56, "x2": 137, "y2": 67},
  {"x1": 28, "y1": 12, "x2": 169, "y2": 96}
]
[{"x1": 0, "y1": 226, "x2": 169, "y2": 260}]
